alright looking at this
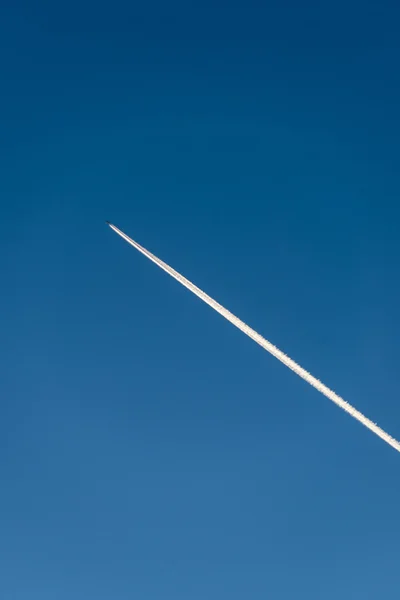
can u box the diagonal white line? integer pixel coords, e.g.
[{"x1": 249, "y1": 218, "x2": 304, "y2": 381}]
[{"x1": 108, "y1": 222, "x2": 400, "y2": 453}]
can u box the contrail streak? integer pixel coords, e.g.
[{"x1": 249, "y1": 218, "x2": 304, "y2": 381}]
[{"x1": 107, "y1": 221, "x2": 400, "y2": 453}]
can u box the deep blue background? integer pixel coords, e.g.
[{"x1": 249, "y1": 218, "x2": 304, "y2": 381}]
[{"x1": 2, "y1": 1, "x2": 400, "y2": 597}]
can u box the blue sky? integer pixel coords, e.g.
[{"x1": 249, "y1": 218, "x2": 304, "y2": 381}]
[{"x1": 2, "y1": 1, "x2": 400, "y2": 598}]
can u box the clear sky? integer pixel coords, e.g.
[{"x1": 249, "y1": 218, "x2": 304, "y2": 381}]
[{"x1": 2, "y1": 1, "x2": 400, "y2": 598}]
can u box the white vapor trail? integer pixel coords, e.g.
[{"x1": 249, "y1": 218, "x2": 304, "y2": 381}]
[{"x1": 108, "y1": 222, "x2": 400, "y2": 453}]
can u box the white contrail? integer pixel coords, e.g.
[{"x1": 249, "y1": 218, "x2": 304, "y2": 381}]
[{"x1": 107, "y1": 221, "x2": 400, "y2": 453}]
